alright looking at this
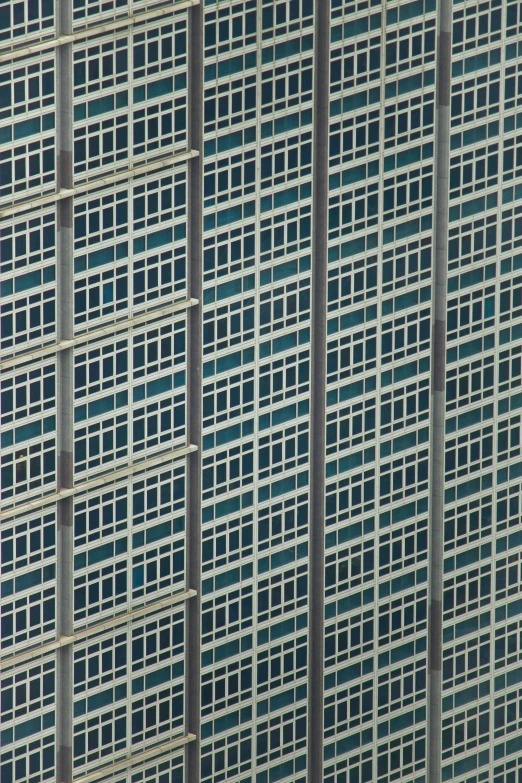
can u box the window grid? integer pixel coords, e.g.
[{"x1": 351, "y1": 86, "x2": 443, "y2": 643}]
[
  {"x1": 257, "y1": 633, "x2": 308, "y2": 695},
  {"x1": 72, "y1": 17, "x2": 188, "y2": 183},
  {"x1": 443, "y1": 563, "x2": 491, "y2": 622},
  {"x1": 325, "y1": 608, "x2": 374, "y2": 668},
  {"x1": 325, "y1": 538, "x2": 374, "y2": 598},
  {"x1": 377, "y1": 657, "x2": 426, "y2": 718},
  {"x1": 0, "y1": 0, "x2": 55, "y2": 46},
  {"x1": 441, "y1": 701, "x2": 489, "y2": 761},
  {"x1": 202, "y1": 510, "x2": 254, "y2": 573},
  {"x1": 201, "y1": 654, "x2": 253, "y2": 717},
  {"x1": 0, "y1": 507, "x2": 56, "y2": 653},
  {"x1": 72, "y1": 462, "x2": 186, "y2": 627},
  {"x1": 385, "y1": 18, "x2": 435, "y2": 76},
  {"x1": 256, "y1": 702, "x2": 307, "y2": 767},
  {"x1": 0, "y1": 654, "x2": 55, "y2": 783},
  {"x1": 443, "y1": 632, "x2": 490, "y2": 691},
  {"x1": 204, "y1": 0, "x2": 257, "y2": 59},
  {"x1": 73, "y1": 170, "x2": 188, "y2": 334},
  {"x1": 378, "y1": 518, "x2": 428, "y2": 578},
  {"x1": 257, "y1": 491, "x2": 309, "y2": 554},
  {"x1": 0, "y1": 423, "x2": 56, "y2": 507},
  {"x1": 0, "y1": 55, "x2": 55, "y2": 124},
  {"x1": 324, "y1": 676, "x2": 373, "y2": 738},
  {"x1": 443, "y1": 494, "x2": 492, "y2": 553},
  {"x1": 452, "y1": 0, "x2": 501, "y2": 55}
]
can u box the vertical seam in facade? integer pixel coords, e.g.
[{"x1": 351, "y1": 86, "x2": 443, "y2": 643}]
[
  {"x1": 186, "y1": 2, "x2": 203, "y2": 781},
  {"x1": 308, "y1": 0, "x2": 329, "y2": 779},
  {"x1": 56, "y1": 1, "x2": 74, "y2": 781},
  {"x1": 429, "y1": 2, "x2": 452, "y2": 781}
]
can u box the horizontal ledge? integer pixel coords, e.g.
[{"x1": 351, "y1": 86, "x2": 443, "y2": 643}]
[
  {"x1": 0, "y1": 0, "x2": 200, "y2": 64},
  {"x1": 0, "y1": 589, "x2": 197, "y2": 669},
  {"x1": 73, "y1": 734, "x2": 196, "y2": 783},
  {"x1": 0, "y1": 443, "x2": 197, "y2": 522},
  {"x1": 0, "y1": 297, "x2": 199, "y2": 371},
  {"x1": 0, "y1": 149, "x2": 199, "y2": 218}
]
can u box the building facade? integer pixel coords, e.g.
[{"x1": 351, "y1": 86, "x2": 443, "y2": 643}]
[{"x1": 0, "y1": 1, "x2": 521, "y2": 783}]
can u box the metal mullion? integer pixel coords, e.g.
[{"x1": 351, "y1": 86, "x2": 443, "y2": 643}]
[
  {"x1": 186, "y1": 0, "x2": 203, "y2": 778},
  {"x1": 308, "y1": 0, "x2": 328, "y2": 779}
]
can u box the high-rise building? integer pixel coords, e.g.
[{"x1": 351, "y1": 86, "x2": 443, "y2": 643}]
[{"x1": 1, "y1": 1, "x2": 521, "y2": 782}]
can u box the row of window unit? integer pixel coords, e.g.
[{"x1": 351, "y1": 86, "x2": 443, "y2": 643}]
[
  {"x1": 330, "y1": 13, "x2": 438, "y2": 90},
  {"x1": 0, "y1": 16, "x2": 189, "y2": 206},
  {"x1": 5, "y1": 196, "x2": 515, "y2": 364},
  {"x1": 3, "y1": 1, "x2": 522, "y2": 80},
  {"x1": 200, "y1": 411, "x2": 310, "y2": 503},
  {"x1": 202, "y1": 131, "x2": 313, "y2": 210},
  {"x1": 327, "y1": 169, "x2": 433, "y2": 237},
  {"x1": 0, "y1": 0, "x2": 196, "y2": 42},
  {"x1": 9, "y1": 291, "x2": 522, "y2": 506},
  {"x1": 4, "y1": 244, "x2": 518, "y2": 367},
  {"x1": 203, "y1": 0, "x2": 314, "y2": 60},
  {"x1": 0, "y1": 0, "x2": 315, "y2": 55},
  {"x1": 202, "y1": 25, "x2": 314, "y2": 111},
  {"x1": 439, "y1": 664, "x2": 522, "y2": 775},
  {"x1": 199, "y1": 251, "x2": 505, "y2": 349},
  {"x1": 325, "y1": 199, "x2": 520, "y2": 279}
]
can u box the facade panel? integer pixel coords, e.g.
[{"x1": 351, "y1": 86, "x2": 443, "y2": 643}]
[{"x1": 2, "y1": 1, "x2": 522, "y2": 782}]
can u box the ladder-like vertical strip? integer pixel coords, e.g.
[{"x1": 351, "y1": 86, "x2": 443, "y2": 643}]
[{"x1": 56, "y1": 0, "x2": 74, "y2": 781}]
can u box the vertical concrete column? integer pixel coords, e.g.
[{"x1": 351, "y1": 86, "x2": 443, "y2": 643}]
[
  {"x1": 308, "y1": 0, "x2": 329, "y2": 779},
  {"x1": 186, "y1": 3, "x2": 203, "y2": 781},
  {"x1": 428, "y1": 1, "x2": 452, "y2": 781},
  {"x1": 55, "y1": 2, "x2": 74, "y2": 781}
]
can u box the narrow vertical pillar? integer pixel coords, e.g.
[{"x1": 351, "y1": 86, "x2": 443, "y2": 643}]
[
  {"x1": 308, "y1": 0, "x2": 329, "y2": 779},
  {"x1": 186, "y1": 3, "x2": 203, "y2": 781},
  {"x1": 55, "y1": 2, "x2": 74, "y2": 781},
  {"x1": 428, "y1": 1, "x2": 452, "y2": 781}
]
